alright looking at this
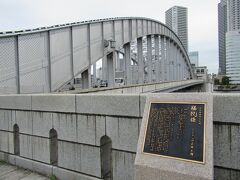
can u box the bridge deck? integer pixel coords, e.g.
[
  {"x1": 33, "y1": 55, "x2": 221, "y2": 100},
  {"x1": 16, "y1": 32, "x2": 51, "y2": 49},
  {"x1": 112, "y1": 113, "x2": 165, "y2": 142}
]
[
  {"x1": 59, "y1": 80, "x2": 204, "y2": 94},
  {"x1": 0, "y1": 161, "x2": 48, "y2": 180}
]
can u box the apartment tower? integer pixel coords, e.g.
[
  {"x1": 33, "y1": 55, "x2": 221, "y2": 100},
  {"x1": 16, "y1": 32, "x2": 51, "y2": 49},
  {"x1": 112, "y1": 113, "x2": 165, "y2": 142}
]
[
  {"x1": 218, "y1": 0, "x2": 227, "y2": 75},
  {"x1": 165, "y1": 6, "x2": 188, "y2": 52},
  {"x1": 225, "y1": 0, "x2": 240, "y2": 83}
]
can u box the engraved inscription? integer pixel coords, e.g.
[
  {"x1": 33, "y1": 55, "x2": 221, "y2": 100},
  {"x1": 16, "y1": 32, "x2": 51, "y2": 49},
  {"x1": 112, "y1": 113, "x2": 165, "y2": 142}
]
[{"x1": 143, "y1": 103, "x2": 205, "y2": 163}]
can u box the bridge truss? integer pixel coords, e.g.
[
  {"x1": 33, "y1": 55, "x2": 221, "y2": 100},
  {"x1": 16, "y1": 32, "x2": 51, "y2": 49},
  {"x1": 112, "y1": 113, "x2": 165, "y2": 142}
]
[{"x1": 0, "y1": 17, "x2": 194, "y2": 94}]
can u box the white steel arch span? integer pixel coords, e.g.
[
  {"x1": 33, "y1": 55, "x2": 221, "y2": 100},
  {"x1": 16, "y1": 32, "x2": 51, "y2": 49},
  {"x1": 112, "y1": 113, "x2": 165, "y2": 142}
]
[{"x1": 0, "y1": 17, "x2": 194, "y2": 94}]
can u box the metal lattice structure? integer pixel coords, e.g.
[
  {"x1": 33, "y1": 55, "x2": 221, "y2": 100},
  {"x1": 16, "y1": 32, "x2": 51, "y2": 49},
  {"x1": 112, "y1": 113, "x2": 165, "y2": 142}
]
[{"x1": 0, "y1": 17, "x2": 194, "y2": 94}]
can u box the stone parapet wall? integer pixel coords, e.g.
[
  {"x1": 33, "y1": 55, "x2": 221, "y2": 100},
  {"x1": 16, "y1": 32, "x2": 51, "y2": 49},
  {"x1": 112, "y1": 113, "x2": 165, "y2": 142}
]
[
  {"x1": 0, "y1": 94, "x2": 143, "y2": 180},
  {"x1": 213, "y1": 94, "x2": 240, "y2": 180},
  {"x1": 0, "y1": 93, "x2": 239, "y2": 180}
]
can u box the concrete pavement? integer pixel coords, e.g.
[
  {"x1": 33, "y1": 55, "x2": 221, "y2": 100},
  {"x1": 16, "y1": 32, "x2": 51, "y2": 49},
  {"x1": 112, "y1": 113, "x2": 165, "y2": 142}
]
[{"x1": 0, "y1": 161, "x2": 48, "y2": 180}]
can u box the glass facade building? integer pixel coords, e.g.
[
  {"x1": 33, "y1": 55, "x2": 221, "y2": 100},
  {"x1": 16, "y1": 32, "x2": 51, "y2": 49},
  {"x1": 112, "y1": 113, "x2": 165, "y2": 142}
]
[
  {"x1": 189, "y1": 51, "x2": 199, "y2": 67},
  {"x1": 165, "y1": 6, "x2": 188, "y2": 52},
  {"x1": 225, "y1": 0, "x2": 240, "y2": 83},
  {"x1": 218, "y1": 0, "x2": 227, "y2": 75},
  {"x1": 226, "y1": 30, "x2": 240, "y2": 83}
]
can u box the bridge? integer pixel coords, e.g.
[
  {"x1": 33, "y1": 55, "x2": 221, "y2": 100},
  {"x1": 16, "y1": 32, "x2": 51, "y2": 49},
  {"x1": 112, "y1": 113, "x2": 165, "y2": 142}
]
[
  {"x1": 60, "y1": 79, "x2": 206, "y2": 94},
  {"x1": 2, "y1": 16, "x2": 236, "y2": 180},
  {"x1": 0, "y1": 17, "x2": 194, "y2": 94}
]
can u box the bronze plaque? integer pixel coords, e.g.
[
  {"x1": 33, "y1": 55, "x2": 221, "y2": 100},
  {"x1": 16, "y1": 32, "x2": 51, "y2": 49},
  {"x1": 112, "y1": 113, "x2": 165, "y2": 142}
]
[{"x1": 143, "y1": 102, "x2": 206, "y2": 163}]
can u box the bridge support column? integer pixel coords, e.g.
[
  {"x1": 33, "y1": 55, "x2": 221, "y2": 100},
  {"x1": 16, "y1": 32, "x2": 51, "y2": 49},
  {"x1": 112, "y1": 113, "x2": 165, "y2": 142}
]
[
  {"x1": 176, "y1": 48, "x2": 179, "y2": 81},
  {"x1": 184, "y1": 64, "x2": 187, "y2": 80},
  {"x1": 154, "y1": 35, "x2": 160, "y2": 82},
  {"x1": 171, "y1": 41, "x2": 175, "y2": 81},
  {"x1": 177, "y1": 48, "x2": 180, "y2": 80},
  {"x1": 147, "y1": 35, "x2": 152, "y2": 83},
  {"x1": 188, "y1": 67, "x2": 190, "y2": 79},
  {"x1": 170, "y1": 40, "x2": 174, "y2": 81},
  {"x1": 107, "y1": 52, "x2": 116, "y2": 87},
  {"x1": 179, "y1": 54, "x2": 182, "y2": 80},
  {"x1": 88, "y1": 66, "x2": 92, "y2": 88},
  {"x1": 173, "y1": 43, "x2": 177, "y2": 81},
  {"x1": 179, "y1": 63, "x2": 182, "y2": 81},
  {"x1": 166, "y1": 38, "x2": 171, "y2": 81},
  {"x1": 172, "y1": 43, "x2": 176, "y2": 81},
  {"x1": 116, "y1": 51, "x2": 121, "y2": 71},
  {"x1": 102, "y1": 52, "x2": 116, "y2": 88},
  {"x1": 103, "y1": 56, "x2": 107, "y2": 83},
  {"x1": 46, "y1": 33, "x2": 51, "y2": 92},
  {"x1": 137, "y1": 37, "x2": 144, "y2": 84},
  {"x1": 183, "y1": 57, "x2": 187, "y2": 79},
  {"x1": 93, "y1": 63, "x2": 97, "y2": 87},
  {"x1": 124, "y1": 43, "x2": 132, "y2": 85},
  {"x1": 81, "y1": 68, "x2": 91, "y2": 89},
  {"x1": 183, "y1": 58, "x2": 187, "y2": 79},
  {"x1": 160, "y1": 36, "x2": 166, "y2": 82},
  {"x1": 168, "y1": 41, "x2": 172, "y2": 81},
  {"x1": 102, "y1": 55, "x2": 107, "y2": 81},
  {"x1": 177, "y1": 48, "x2": 181, "y2": 81}
]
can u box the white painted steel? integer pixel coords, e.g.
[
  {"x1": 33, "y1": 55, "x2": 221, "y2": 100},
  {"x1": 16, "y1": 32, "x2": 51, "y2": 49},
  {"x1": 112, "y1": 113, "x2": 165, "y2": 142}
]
[{"x1": 0, "y1": 17, "x2": 194, "y2": 94}]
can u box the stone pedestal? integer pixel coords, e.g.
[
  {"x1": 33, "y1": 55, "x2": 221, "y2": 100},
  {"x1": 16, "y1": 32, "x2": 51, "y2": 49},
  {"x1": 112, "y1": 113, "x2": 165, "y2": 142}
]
[{"x1": 135, "y1": 93, "x2": 213, "y2": 180}]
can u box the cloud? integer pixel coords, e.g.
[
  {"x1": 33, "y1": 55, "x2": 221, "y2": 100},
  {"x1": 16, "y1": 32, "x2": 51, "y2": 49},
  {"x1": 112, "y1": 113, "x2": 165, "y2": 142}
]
[{"x1": 0, "y1": 0, "x2": 219, "y2": 73}]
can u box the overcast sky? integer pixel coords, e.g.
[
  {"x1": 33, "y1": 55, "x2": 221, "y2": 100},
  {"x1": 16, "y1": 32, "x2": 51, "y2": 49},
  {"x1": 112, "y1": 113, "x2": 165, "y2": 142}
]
[{"x1": 0, "y1": 0, "x2": 219, "y2": 73}]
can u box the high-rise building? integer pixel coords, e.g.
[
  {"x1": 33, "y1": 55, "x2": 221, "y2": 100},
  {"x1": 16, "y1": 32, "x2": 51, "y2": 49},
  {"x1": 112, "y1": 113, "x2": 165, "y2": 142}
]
[
  {"x1": 226, "y1": 30, "x2": 240, "y2": 83},
  {"x1": 218, "y1": 0, "x2": 227, "y2": 75},
  {"x1": 227, "y1": 0, "x2": 240, "y2": 31},
  {"x1": 165, "y1": 6, "x2": 188, "y2": 52},
  {"x1": 225, "y1": 0, "x2": 240, "y2": 83},
  {"x1": 189, "y1": 51, "x2": 199, "y2": 67}
]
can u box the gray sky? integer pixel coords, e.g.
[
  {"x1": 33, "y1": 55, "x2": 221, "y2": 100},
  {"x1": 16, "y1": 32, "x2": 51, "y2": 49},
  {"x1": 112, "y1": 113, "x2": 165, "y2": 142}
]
[{"x1": 0, "y1": 0, "x2": 219, "y2": 73}]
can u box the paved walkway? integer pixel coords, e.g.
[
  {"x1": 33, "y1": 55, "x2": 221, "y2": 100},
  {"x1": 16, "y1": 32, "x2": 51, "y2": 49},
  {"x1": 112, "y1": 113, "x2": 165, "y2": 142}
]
[{"x1": 0, "y1": 161, "x2": 48, "y2": 180}]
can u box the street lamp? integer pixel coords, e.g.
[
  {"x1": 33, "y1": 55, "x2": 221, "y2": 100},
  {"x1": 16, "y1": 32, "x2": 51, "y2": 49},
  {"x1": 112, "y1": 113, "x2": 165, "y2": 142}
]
[
  {"x1": 104, "y1": 39, "x2": 116, "y2": 49},
  {"x1": 109, "y1": 39, "x2": 116, "y2": 49}
]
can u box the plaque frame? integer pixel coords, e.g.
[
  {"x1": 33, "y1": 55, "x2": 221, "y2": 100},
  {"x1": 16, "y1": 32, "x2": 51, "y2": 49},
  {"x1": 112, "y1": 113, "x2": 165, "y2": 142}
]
[{"x1": 142, "y1": 101, "x2": 207, "y2": 164}]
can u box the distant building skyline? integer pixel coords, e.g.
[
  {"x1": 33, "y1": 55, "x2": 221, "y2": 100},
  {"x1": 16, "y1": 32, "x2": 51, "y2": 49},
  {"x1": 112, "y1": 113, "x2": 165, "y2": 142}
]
[
  {"x1": 165, "y1": 6, "x2": 188, "y2": 52},
  {"x1": 189, "y1": 51, "x2": 199, "y2": 67},
  {"x1": 218, "y1": 0, "x2": 227, "y2": 75},
  {"x1": 225, "y1": 0, "x2": 240, "y2": 83},
  {"x1": 227, "y1": 0, "x2": 240, "y2": 31}
]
